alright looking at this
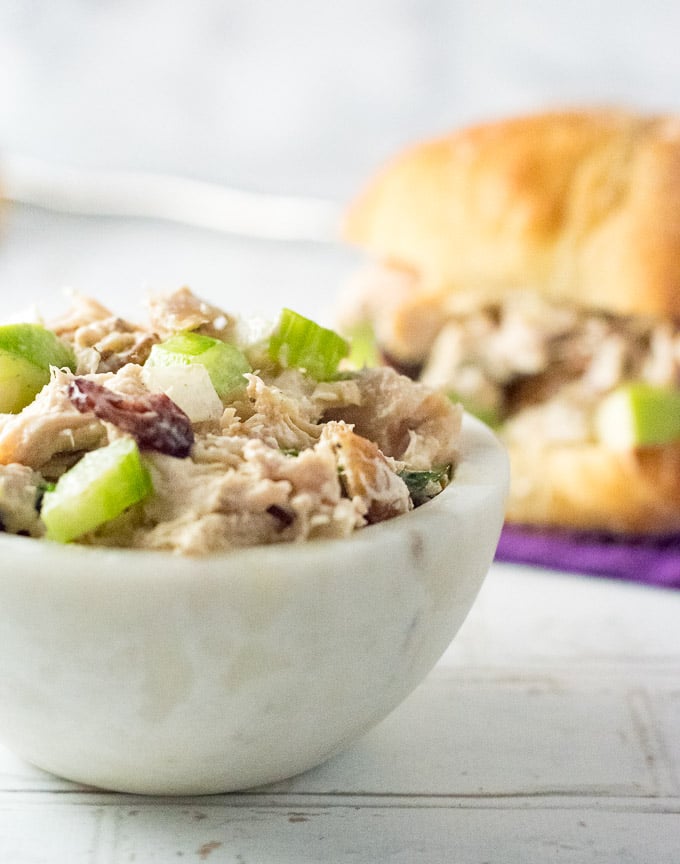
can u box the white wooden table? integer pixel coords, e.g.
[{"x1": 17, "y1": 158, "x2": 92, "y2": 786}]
[
  {"x1": 1, "y1": 204, "x2": 679, "y2": 861},
  {"x1": 1, "y1": 563, "x2": 679, "y2": 863}
]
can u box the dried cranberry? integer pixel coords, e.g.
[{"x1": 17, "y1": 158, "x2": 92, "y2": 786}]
[
  {"x1": 266, "y1": 504, "x2": 295, "y2": 528},
  {"x1": 67, "y1": 378, "x2": 194, "y2": 458}
]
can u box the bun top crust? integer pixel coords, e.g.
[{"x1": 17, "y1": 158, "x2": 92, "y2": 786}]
[{"x1": 344, "y1": 109, "x2": 680, "y2": 319}]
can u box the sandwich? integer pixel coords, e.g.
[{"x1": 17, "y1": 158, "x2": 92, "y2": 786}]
[{"x1": 341, "y1": 108, "x2": 680, "y2": 537}]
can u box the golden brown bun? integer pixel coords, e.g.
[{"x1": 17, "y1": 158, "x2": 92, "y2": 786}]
[
  {"x1": 506, "y1": 440, "x2": 680, "y2": 534},
  {"x1": 344, "y1": 109, "x2": 680, "y2": 320}
]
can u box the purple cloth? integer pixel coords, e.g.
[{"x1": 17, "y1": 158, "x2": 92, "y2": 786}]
[{"x1": 495, "y1": 524, "x2": 680, "y2": 588}]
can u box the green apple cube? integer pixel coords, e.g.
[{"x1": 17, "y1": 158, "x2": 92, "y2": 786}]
[
  {"x1": 595, "y1": 382, "x2": 680, "y2": 448},
  {"x1": 0, "y1": 323, "x2": 76, "y2": 413},
  {"x1": 142, "y1": 363, "x2": 224, "y2": 422},
  {"x1": 41, "y1": 437, "x2": 153, "y2": 543},
  {"x1": 145, "y1": 332, "x2": 251, "y2": 399},
  {"x1": 269, "y1": 309, "x2": 350, "y2": 380},
  {"x1": 344, "y1": 321, "x2": 380, "y2": 369}
]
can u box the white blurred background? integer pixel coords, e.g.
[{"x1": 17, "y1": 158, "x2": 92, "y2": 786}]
[{"x1": 0, "y1": 0, "x2": 678, "y2": 319}]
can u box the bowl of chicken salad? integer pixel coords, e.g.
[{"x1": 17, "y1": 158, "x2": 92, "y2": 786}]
[{"x1": 0, "y1": 286, "x2": 508, "y2": 794}]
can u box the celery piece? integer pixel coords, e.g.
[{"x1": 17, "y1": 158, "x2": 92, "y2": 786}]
[
  {"x1": 268, "y1": 309, "x2": 350, "y2": 380},
  {"x1": 595, "y1": 382, "x2": 680, "y2": 448},
  {"x1": 0, "y1": 323, "x2": 76, "y2": 413},
  {"x1": 145, "y1": 332, "x2": 251, "y2": 399},
  {"x1": 41, "y1": 437, "x2": 153, "y2": 543}
]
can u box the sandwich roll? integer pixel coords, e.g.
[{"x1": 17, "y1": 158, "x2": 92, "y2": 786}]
[{"x1": 342, "y1": 109, "x2": 680, "y2": 535}]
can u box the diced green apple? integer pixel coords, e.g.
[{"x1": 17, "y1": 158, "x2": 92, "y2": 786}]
[
  {"x1": 145, "y1": 332, "x2": 251, "y2": 399},
  {"x1": 41, "y1": 437, "x2": 153, "y2": 543},
  {"x1": 0, "y1": 324, "x2": 76, "y2": 413},
  {"x1": 142, "y1": 363, "x2": 224, "y2": 422},
  {"x1": 269, "y1": 309, "x2": 350, "y2": 380},
  {"x1": 344, "y1": 321, "x2": 380, "y2": 369},
  {"x1": 594, "y1": 382, "x2": 680, "y2": 448}
]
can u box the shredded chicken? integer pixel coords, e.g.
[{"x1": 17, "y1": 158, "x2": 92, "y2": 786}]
[
  {"x1": 50, "y1": 293, "x2": 158, "y2": 374},
  {"x1": 322, "y1": 421, "x2": 411, "y2": 523},
  {"x1": 147, "y1": 286, "x2": 236, "y2": 341},
  {"x1": 0, "y1": 464, "x2": 44, "y2": 536},
  {"x1": 231, "y1": 372, "x2": 325, "y2": 451},
  {"x1": 0, "y1": 369, "x2": 107, "y2": 475},
  {"x1": 323, "y1": 366, "x2": 462, "y2": 470}
]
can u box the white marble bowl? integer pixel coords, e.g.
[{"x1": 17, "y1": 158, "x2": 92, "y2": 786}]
[{"x1": 0, "y1": 414, "x2": 508, "y2": 795}]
